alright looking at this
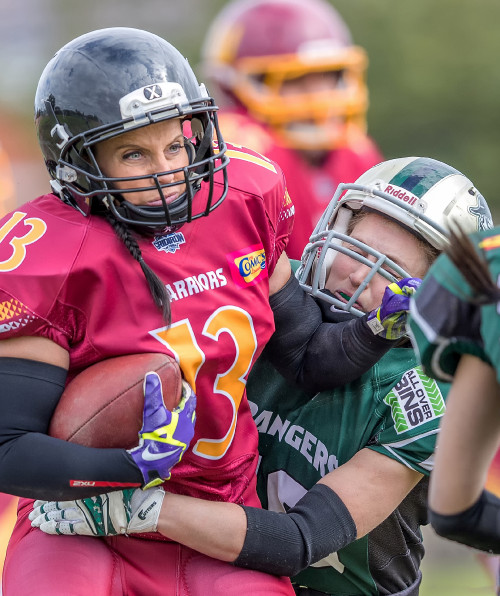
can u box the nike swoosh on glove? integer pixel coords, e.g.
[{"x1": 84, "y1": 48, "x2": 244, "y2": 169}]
[{"x1": 128, "y1": 373, "x2": 196, "y2": 490}]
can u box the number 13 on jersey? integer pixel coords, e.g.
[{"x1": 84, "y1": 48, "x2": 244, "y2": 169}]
[{"x1": 150, "y1": 305, "x2": 258, "y2": 460}]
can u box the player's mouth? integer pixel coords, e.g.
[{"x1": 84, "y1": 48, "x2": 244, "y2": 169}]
[
  {"x1": 147, "y1": 192, "x2": 180, "y2": 207},
  {"x1": 335, "y1": 290, "x2": 363, "y2": 311}
]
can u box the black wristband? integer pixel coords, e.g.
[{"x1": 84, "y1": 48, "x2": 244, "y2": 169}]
[
  {"x1": 234, "y1": 483, "x2": 357, "y2": 577},
  {"x1": 429, "y1": 490, "x2": 500, "y2": 554}
]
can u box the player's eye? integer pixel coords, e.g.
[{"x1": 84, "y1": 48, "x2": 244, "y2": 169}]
[
  {"x1": 167, "y1": 142, "x2": 184, "y2": 155},
  {"x1": 344, "y1": 243, "x2": 366, "y2": 257},
  {"x1": 381, "y1": 265, "x2": 402, "y2": 280},
  {"x1": 123, "y1": 149, "x2": 142, "y2": 160}
]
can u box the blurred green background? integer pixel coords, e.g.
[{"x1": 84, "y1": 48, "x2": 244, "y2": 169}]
[{"x1": 1, "y1": 1, "x2": 499, "y2": 593}]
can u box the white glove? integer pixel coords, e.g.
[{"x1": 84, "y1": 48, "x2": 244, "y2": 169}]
[{"x1": 29, "y1": 487, "x2": 165, "y2": 536}]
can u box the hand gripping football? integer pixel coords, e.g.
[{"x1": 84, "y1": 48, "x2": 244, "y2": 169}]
[{"x1": 49, "y1": 353, "x2": 182, "y2": 449}]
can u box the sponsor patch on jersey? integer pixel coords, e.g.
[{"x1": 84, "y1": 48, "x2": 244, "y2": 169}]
[
  {"x1": 226, "y1": 244, "x2": 267, "y2": 288},
  {"x1": 152, "y1": 231, "x2": 186, "y2": 254},
  {"x1": 479, "y1": 234, "x2": 500, "y2": 251},
  {"x1": 383, "y1": 184, "x2": 419, "y2": 206},
  {"x1": 384, "y1": 366, "x2": 445, "y2": 434}
]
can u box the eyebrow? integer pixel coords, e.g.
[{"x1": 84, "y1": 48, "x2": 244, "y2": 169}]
[{"x1": 111, "y1": 132, "x2": 185, "y2": 151}]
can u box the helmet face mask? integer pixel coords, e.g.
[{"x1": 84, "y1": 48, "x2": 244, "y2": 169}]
[
  {"x1": 35, "y1": 27, "x2": 229, "y2": 234},
  {"x1": 297, "y1": 156, "x2": 494, "y2": 315},
  {"x1": 201, "y1": 0, "x2": 369, "y2": 151}
]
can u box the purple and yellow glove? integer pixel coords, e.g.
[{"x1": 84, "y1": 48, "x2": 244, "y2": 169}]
[
  {"x1": 128, "y1": 373, "x2": 196, "y2": 490},
  {"x1": 367, "y1": 277, "x2": 422, "y2": 340}
]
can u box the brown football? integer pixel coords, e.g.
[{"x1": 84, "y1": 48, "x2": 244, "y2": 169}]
[{"x1": 49, "y1": 353, "x2": 182, "y2": 449}]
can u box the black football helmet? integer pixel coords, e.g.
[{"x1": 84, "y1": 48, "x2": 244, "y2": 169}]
[{"x1": 35, "y1": 27, "x2": 229, "y2": 233}]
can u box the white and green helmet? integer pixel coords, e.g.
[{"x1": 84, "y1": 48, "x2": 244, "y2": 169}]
[{"x1": 297, "y1": 156, "x2": 493, "y2": 315}]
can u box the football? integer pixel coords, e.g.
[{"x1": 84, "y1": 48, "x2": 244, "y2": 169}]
[{"x1": 49, "y1": 352, "x2": 182, "y2": 449}]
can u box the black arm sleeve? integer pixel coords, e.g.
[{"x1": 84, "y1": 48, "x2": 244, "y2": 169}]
[
  {"x1": 234, "y1": 483, "x2": 357, "y2": 577},
  {"x1": 0, "y1": 357, "x2": 143, "y2": 501},
  {"x1": 266, "y1": 274, "x2": 395, "y2": 394},
  {"x1": 429, "y1": 490, "x2": 500, "y2": 554}
]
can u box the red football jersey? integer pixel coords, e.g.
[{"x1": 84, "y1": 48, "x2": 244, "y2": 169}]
[
  {"x1": 218, "y1": 109, "x2": 383, "y2": 260},
  {"x1": 0, "y1": 142, "x2": 293, "y2": 506}
]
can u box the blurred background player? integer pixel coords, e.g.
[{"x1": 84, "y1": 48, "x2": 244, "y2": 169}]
[{"x1": 200, "y1": 0, "x2": 383, "y2": 259}]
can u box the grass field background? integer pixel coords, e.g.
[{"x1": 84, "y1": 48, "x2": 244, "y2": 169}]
[{"x1": 420, "y1": 526, "x2": 496, "y2": 595}]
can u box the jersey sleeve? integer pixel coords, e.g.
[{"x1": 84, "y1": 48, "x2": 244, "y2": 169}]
[
  {"x1": 408, "y1": 250, "x2": 490, "y2": 382},
  {"x1": 257, "y1": 159, "x2": 294, "y2": 273},
  {"x1": 368, "y1": 364, "x2": 449, "y2": 475},
  {"x1": 0, "y1": 202, "x2": 85, "y2": 349}
]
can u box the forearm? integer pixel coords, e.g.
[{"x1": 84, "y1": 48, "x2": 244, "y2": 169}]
[
  {"x1": 294, "y1": 316, "x2": 394, "y2": 393},
  {"x1": 0, "y1": 357, "x2": 142, "y2": 500},
  {"x1": 267, "y1": 274, "x2": 393, "y2": 393},
  {"x1": 158, "y1": 484, "x2": 356, "y2": 578},
  {"x1": 157, "y1": 492, "x2": 246, "y2": 562},
  {"x1": 1, "y1": 434, "x2": 142, "y2": 500},
  {"x1": 429, "y1": 355, "x2": 500, "y2": 514}
]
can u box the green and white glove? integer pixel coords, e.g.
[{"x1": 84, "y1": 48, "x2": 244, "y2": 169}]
[{"x1": 29, "y1": 487, "x2": 165, "y2": 536}]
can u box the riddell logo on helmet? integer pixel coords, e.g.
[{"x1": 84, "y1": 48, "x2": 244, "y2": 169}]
[{"x1": 384, "y1": 185, "x2": 418, "y2": 206}]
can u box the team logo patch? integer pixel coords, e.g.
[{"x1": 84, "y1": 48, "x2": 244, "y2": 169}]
[
  {"x1": 384, "y1": 367, "x2": 445, "y2": 434},
  {"x1": 152, "y1": 232, "x2": 186, "y2": 254},
  {"x1": 226, "y1": 244, "x2": 267, "y2": 288}
]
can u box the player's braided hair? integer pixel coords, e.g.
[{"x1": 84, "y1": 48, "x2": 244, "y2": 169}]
[
  {"x1": 104, "y1": 212, "x2": 171, "y2": 325},
  {"x1": 446, "y1": 225, "x2": 500, "y2": 305}
]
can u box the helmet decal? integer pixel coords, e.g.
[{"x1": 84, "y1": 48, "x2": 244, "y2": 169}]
[
  {"x1": 468, "y1": 193, "x2": 494, "y2": 231},
  {"x1": 388, "y1": 158, "x2": 460, "y2": 198},
  {"x1": 201, "y1": 0, "x2": 368, "y2": 151}
]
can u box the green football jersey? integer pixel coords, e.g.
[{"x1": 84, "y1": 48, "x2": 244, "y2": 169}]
[
  {"x1": 409, "y1": 226, "x2": 500, "y2": 383},
  {"x1": 246, "y1": 346, "x2": 449, "y2": 596}
]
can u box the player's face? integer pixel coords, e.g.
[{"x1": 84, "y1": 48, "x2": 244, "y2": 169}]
[
  {"x1": 94, "y1": 119, "x2": 189, "y2": 206},
  {"x1": 279, "y1": 71, "x2": 345, "y2": 161},
  {"x1": 325, "y1": 213, "x2": 429, "y2": 313}
]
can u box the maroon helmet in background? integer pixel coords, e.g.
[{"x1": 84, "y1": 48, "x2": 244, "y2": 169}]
[{"x1": 200, "y1": 0, "x2": 369, "y2": 151}]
